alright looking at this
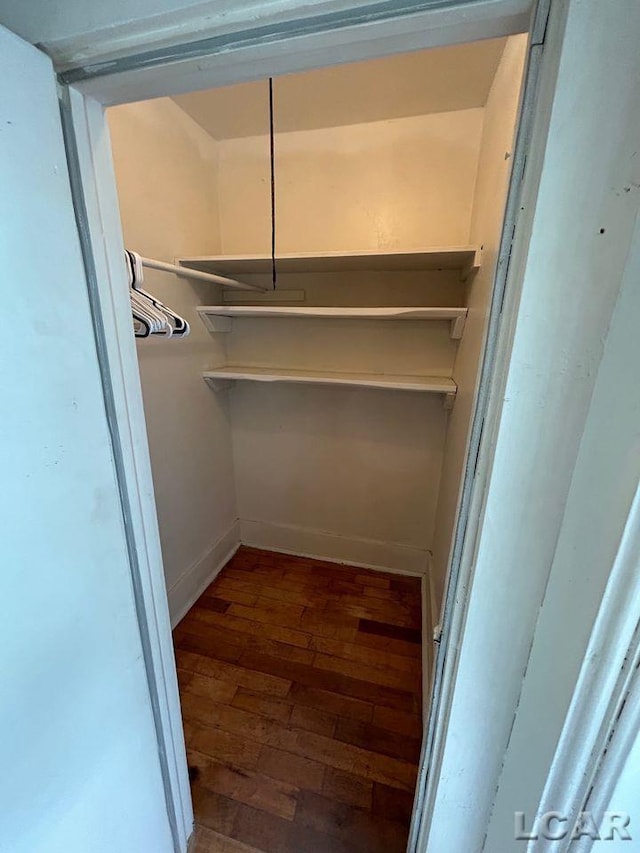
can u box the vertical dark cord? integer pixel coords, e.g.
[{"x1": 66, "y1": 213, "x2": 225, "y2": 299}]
[{"x1": 269, "y1": 77, "x2": 277, "y2": 290}]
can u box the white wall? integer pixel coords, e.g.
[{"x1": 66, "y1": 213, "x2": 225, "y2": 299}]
[
  {"x1": 1, "y1": 28, "x2": 173, "y2": 853},
  {"x1": 233, "y1": 384, "x2": 448, "y2": 572},
  {"x1": 218, "y1": 109, "x2": 484, "y2": 253},
  {"x1": 213, "y1": 110, "x2": 483, "y2": 571},
  {"x1": 174, "y1": 40, "x2": 506, "y2": 138},
  {"x1": 429, "y1": 35, "x2": 527, "y2": 615},
  {"x1": 108, "y1": 98, "x2": 239, "y2": 623}
]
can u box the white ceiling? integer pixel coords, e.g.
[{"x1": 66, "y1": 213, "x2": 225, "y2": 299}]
[{"x1": 173, "y1": 37, "x2": 507, "y2": 140}]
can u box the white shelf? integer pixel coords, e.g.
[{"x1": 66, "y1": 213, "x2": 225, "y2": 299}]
[
  {"x1": 180, "y1": 245, "x2": 481, "y2": 281},
  {"x1": 203, "y1": 366, "x2": 457, "y2": 407},
  {"x1": 197, "y1": 305, "x2": 468, "y2": 339}
]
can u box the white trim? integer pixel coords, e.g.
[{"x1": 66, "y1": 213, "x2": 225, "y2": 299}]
[
  {"x1": 537, "y1": 485, "x2": 640, "y2": 853},
  {"x1": 411, "y1": 2, "x2": 547, "y2": 847},
  {"x1": 69, "y1": 1, "x2": 531, "y2": 105},
  {"x1": 238, "y1": 518, "x2": 429, "y2": 576},
  {"x1": 412, "y1": 562, "x2": 435, "y2": 853},
  {"x1": 63, "y1": 88, "x2": 194, "y2": 852},
  {"x1": 422, "y1": 563, "x2": 435, "y2": 715},
  {"x1": 428, "y1": 557, "x2": 440, "y2": 638},
  {"x1": 575, "y1": 659, "x2": 640, "y2": 853},
  {"x1": 168, "y1": 523, "x2": 241, "y2": 628},
  {"x1": 45, "y1": 0, "x2": 532, "y2": 72}
]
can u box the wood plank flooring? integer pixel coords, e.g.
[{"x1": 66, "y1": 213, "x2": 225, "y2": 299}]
[{"x1": 176, "y1": 546, "x2": 423, "y2": 853}]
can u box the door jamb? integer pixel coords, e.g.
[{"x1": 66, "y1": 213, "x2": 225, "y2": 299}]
[
  {"x1": 59, "y1": 88, "x2": 193, "y2": 852},
  {"x1": 409, "y1": 2, "x2": 549, "y2": 845}
]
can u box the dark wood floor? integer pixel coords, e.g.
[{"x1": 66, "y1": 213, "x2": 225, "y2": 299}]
[{"x1": 174, "y1": 546, "x2": 423, "y2": 853}]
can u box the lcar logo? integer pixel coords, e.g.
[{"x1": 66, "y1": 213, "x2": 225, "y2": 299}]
[{"x1": 515, "y1": 811, "x2": 632, "y2": 841}]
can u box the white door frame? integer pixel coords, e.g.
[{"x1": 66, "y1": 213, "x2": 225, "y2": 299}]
[
  {"x1": 58, "y1": 89, "x2": 194, "y2": 852},
  {"x1": 50, "y1": 1, "x2": 639, "y2": 850}
]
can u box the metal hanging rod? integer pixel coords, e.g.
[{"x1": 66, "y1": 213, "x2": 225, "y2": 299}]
[{"x1": 139, "y1": 256, "x2": 268, "y2": 292}]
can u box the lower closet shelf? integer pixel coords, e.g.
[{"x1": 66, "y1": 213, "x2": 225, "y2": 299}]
[{"x1": 203, "y1": 365, "x2": 457, "y2": 405}]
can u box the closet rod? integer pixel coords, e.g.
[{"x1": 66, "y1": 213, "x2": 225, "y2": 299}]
[{"x1": 140, "y1": 256, "x2": 267, "y2": 292}]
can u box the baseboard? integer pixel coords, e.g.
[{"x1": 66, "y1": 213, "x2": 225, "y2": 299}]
[
  {"x1": 422, "y1": 554, "x2": 435, "y2": 716},
  {"x1": 167, "y1": 521, "x2": 240, "y2": 627},
  {"x1": 238, "y1": 518, "x2": 428, "y2": 576}
]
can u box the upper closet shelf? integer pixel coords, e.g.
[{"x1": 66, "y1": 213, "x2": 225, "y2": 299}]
[
  {"x1": 203, "y1": 366, "x2": 457, "y2": 407},
  {"x1": 197, "y1": 305, "x2": 468, "y2": 339},
  {"x1": 179, "y1": 245, "x2": 481, "y2": 281}
]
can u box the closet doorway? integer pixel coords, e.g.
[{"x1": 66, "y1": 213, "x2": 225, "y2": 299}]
[
  {"x1": 7, "y1": 0, "x2": 640, "y2": 849},
  {"x1": 101, "y1": 38, "x2": 528, "y2": 852},
  {"x1": 56, "y1": 0, "x2": 556, "y2": 846}
]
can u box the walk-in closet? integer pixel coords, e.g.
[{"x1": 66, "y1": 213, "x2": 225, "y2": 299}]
[{"x1": 107, "y1": 34, "x2": 526, "y2": 852}]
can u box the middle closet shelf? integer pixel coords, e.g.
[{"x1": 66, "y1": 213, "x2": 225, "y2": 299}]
[{"x1": 197, "y1": 305, "x2": 468, "y2": 340}]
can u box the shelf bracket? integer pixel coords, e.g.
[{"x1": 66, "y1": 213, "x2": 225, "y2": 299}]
[
  {"x1": 204, "y1": 376, "x2": 235, "y2": 393},
  {"x1": 201, "y1": 314, "x2": 232, "y2": 333},
  {"x1": 460, "y1": 247, "x2": 482, "y2": 282},
  {"x1": 450, "y1": 313, "x2": 467, "y2": 340},
  {"x1": 443, "y1": 392, "x2": 456, "y2": 410}
]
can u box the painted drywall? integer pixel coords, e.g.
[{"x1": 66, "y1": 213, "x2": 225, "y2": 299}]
[
  {"x1": 218, "y1": 108, "x2": 484, "y2": 254},
  {"x1": 1, "y1": 28, "x2": 172, "y2": 853},
  {"x1": 429, "y1": 35, "x2": 527, "y2": 616},
  {"x1": 224, "y1": 276, "x2": 459, "y2": 569},
  {"x1": 231, "y1": 383, "x2": 448, "y2": 569},
  {"x1": 213, "y1": 110, "x2": 483, "y2": 567},
  {"x1": 107, "y1": 97, "x2": 239, "y2": 622},
  {"x1": 175, "y1": 39, "x2": 506, "y2": 138},
  {"x1": 221, "y1": 273, "x2": 462, "y2": 560}
]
